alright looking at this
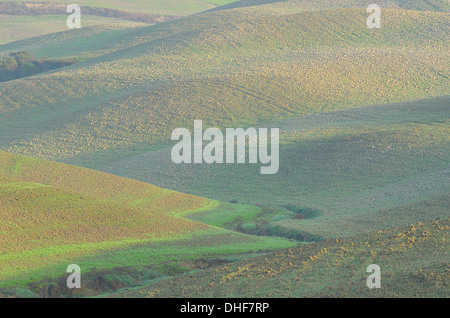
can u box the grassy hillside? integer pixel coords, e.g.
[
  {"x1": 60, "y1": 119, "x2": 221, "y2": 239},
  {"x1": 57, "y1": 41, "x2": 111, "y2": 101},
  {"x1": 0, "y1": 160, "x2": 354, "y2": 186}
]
[
  {"x1": 0, "y1": 150, "x2": 210, "y2": 212},
  {"x1": 0, "y1": 0, "x2": 448, "y2": 298},
  {"x1": 0, "y1": 0, "x2": 177, "y2": 46},
  {"x1": 0, "y1": 8, "x2": 448, "y2": 164},
  {"x1": 0, "y1": 51, "x2": 78, "y2": 82},
  {"x1": 0, "y1": 150, "x2": 295, "y2": 291},
  {"x1": 0, "y1": 180, "x2": 206, "y2": 283},
  {"x1": 0, "y1": 23, "x2": 155, "y2": 59},
  {"x1": 11, "y1": 3, "x2": 448, "y2": 59},
  {"x1": 0, "y1": 0, "x2": 238, "y2": 47},
  {"x1": 119, "y1": 218, "x2": 450, "y2": 298},
  {"x1": 105, "y1": 97, "x2": 449, "y2": 239},
  {"x1": 210, "y1": 0, "x2": 450, "y2": 13}
]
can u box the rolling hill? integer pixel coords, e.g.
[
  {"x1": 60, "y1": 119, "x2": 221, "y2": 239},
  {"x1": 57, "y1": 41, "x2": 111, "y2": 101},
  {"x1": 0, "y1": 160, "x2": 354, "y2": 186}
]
[
  {"x1": 1, "y1": 0, "x2": 239, "y2": 16},
  {"x1": 0, "y1": 0, "x2": 239, "y2": 46},
  {"x1": 119, "y1": 218, "x2": 450, "y2": 298},
  {"x1": 0, "y1": 15, "x2": 146, "y2": 45},
  {"x1": 0, "y1": 2, "x2": 447, "y2": 241},
  {"x1": 110, "y1": 96, "x2": 449, "y2": 239},
  {"x1": 0, "y1": 150, "x2": 295, "y2": 295},
  {"x1": 209, "y1": 0, "x2": 450, "y2": 13},
  {"x1": 0, "y1": 7, "x2": 448, "y2": 164}
]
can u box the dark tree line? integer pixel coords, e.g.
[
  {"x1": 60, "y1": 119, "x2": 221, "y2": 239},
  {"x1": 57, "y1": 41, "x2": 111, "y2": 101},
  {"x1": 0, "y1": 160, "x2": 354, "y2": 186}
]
[{"x1": 0, "y1": 52, "x2": 76, "y2": 82}]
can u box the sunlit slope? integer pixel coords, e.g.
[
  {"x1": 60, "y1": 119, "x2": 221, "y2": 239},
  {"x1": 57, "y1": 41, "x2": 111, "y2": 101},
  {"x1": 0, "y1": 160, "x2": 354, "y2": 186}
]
[
  {"x1": 0, "y1": 2, "x2": 263, "y2": 59},
  {"x1": 0, "y1": 150, "x2": 209, "y2": 213},
  {"x1": 121, "y1": 218, "x2": 450, "y2": 298},
  {"x1": 0, "y1": 150, "x2": 295, "y2": 285},
  {"x1": 0, "y1": 8, "x2": 448, "y2": 164},
  {"x1": 0, "y1": 181, "x2": 294, "y2": 286}
]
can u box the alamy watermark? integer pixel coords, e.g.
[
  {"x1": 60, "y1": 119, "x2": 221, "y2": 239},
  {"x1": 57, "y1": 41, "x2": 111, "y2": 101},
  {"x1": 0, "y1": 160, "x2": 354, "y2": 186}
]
[
  {"x1": 367, "y1": 4, "x2": 381, "y2": 29},
  {"x1": 171, "y1": 120, "x2": 279, "y2": 174},
  {"x1": 366, "y1": 264, "x2": 381, "y2": 289},
  {"x1": 66, "y1": 4, "x2": 81, "y2": 29}
]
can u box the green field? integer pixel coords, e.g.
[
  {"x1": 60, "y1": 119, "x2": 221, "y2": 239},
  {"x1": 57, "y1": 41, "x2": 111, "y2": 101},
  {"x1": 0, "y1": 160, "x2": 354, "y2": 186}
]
[
  {"x1": 105, "y1": 97, "x2": 449, "y2": 239},
  {"x1": 0, "y1": 3, "x2": 447, "y2": 242}
]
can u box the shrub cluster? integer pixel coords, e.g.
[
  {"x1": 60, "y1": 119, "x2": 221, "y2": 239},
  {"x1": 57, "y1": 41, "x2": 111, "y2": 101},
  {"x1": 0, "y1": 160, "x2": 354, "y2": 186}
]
[{"x1": 0, "y1": 52, "x2": 76, "y2": 82}]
